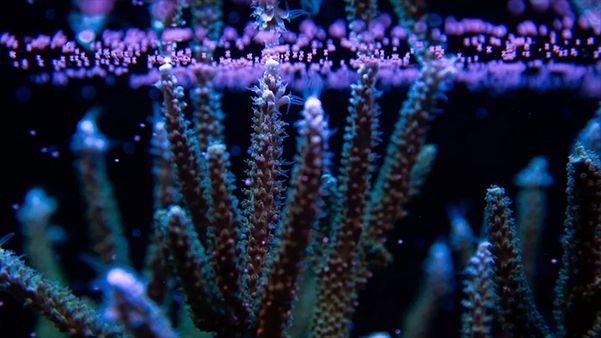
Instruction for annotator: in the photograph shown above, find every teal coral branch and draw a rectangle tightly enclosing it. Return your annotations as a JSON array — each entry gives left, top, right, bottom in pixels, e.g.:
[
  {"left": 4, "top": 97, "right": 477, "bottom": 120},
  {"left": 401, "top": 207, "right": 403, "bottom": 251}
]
[
  {"left": 448, "top": 204, "right": 475, "bottom": 268},
  {"left": 554, "top": 146, "right": 601, "bottom": 338},
  {"left": 573, "top": 103, "right": 601, "bottom": 155},
  {"left": 189, "top": 0, "right": 223, "bottom": 44},
  {"left": 105, "top": 268, "right": 177, "bottom": 338},
  {"left": 162, "top": 205, "right": 227, "bottom": 333},
  {"left": 362, "top": 58, "right": 455, "bottom": 271},
  {"left": 72, "top": 114, "right": 130, "bottom": 267},
  {"left": 243, "top": 57, "right": 288, "bottom": 310},
  {"left": 207, "top": 143, "right": 248, "bottom": 332},
  {"left": 389, "top": 0, "right": 426, "bottom": 30},
  {"left": 401, "top": 242, "right": 454, "bottom": 338},
  {"left": 151, "top": 116, "right": 179, "bottom": 211},
  {"left": 192, "top": 65, "right": 224, "bottom": 153},
  {"left": 17, "top": 188, "right": 64, "bottom": 285},
  {"left": 514, "top": 156, "right": 552, "bottom": 286},
  {"left": 408, "top": 144, "right": 438, "bottom": 199},
  {"left": 257, "top": 96, "right": 328, "bottom": 338},
  {"left": 309, "top": 173, "right": 341, "bottom": 272},
  {"left": 311, "top": 62, "right": 379, "bottom": 338},
  {"left": 461, "top": 242, "right": 495, "bottom": 338},
  {"left": 486, "top": 186, "right": 551, "bottom": 338},
  {"left": 17, "top": 188, "right": 67, "bottom": 338},
  {"left": 145, "top": 210, "right": 170, "bottom": 305},
  {"left": 0, "top": 247, "right": 123, "bottom": 337},
  {"left": 159, "top": 63, "right": 212, "bottom": 248},
  {"left": 145, "top": 118, "right": 178, "bottom": 304}
]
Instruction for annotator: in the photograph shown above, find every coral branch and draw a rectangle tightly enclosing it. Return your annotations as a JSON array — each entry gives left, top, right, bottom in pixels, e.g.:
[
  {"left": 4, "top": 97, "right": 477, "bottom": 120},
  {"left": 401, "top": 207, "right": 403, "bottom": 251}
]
[
  {"left": 362, "top": 58, "right": 454, "bottom": 270},
  {"left": 408, "top": 143, "right": 438, "bottom": 198},
  {"left": 72, "top": 114, "right": 130, "bottom": 266},
  {"left": 0, "top": 247, "right": 122, "bottom": 337},
  {"left": 401, "top": 242, "right": 454, "bottom": 338},
  {"left": 207, "top": 143, "right": 248, "bottom": 331},
  {"left": 311, "top": 62, "right": 379, "bottom": 337},
  {"left": 104, "top": 268, "right": 177, "bottom": 338},
  {"left": 257, "top": 96, "right": 328, "bottom": 338},
  {"left": 514, "top": 156, "right": 552, "bottom": 285},
  {"left": 486, "top": 186, "right": 551, "bottom": 337},
  {"left": 461, "top": 242, "right": 495, "bottom": 338},
  {"left": 162, "top": 205, "right": 226, "bottom": 332},
  {"left": 554, "top": 146, "right": 601, "bottom": 338},
  {"left": 345, "top": 0, "right": 378, "bottom": 28},
  {"left": 159, "top": 63, "right": 212, "bottom": 247},
  {"left": 192, "top": 65, "right": 224, "bottom": 153},
  {"left": 243, "top": 58, "right": 287, "bottom": 307}
]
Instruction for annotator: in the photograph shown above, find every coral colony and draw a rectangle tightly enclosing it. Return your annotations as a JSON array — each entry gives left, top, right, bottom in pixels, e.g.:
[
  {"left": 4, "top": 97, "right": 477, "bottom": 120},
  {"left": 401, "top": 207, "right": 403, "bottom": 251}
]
[{"left": 0, "top": 0, "right": 601, "bottom": 337}]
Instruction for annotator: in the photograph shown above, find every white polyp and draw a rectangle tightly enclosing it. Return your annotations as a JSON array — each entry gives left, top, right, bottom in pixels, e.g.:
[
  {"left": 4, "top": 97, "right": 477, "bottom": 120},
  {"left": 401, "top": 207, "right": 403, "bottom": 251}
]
[
  {"left": 159, "top": 62, "right": 173, "bottom": 74},
  {"left": 79, "top": 119, "right": 95, "bottom": 134},
  {"left": 106, "top": 267, "right": 144, "bottom": 296},
  {"left": 304, "top": 96, "right": 322, "bottom": 111},
  {"left": 265, "top": 57, "right": 279, "bottom": 74}
]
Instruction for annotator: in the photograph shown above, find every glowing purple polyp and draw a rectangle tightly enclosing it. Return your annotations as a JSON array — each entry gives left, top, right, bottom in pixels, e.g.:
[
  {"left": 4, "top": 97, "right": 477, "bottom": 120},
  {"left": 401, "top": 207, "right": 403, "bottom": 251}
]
[{"left": 78, "top": 0, "right": 117, "bottom": 16}]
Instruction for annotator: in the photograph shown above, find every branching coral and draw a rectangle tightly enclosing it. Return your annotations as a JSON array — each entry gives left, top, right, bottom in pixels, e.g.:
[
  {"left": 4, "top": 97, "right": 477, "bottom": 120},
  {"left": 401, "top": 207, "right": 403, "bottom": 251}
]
[{"left": 1, "top": 1, "right": 600, "bottom": 338}]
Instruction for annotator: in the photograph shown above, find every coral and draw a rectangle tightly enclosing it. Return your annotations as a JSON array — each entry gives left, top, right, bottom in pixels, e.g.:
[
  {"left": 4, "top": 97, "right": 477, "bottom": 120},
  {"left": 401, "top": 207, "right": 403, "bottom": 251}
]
[
  {"left": 461, "top": 242, "right": 495, "bottom": 338},
  {"left": 0, "top": 0, "right": 600, "bottom": 338},
  {"left": 486, "top": 185, "right": 551, "bottom": 337}
]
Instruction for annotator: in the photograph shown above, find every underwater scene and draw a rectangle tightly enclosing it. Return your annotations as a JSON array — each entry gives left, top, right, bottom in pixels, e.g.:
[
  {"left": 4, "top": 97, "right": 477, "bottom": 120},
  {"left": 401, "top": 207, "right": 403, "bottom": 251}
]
[{"left": 0, "top": 0, "right": 600, "bottom": 337}]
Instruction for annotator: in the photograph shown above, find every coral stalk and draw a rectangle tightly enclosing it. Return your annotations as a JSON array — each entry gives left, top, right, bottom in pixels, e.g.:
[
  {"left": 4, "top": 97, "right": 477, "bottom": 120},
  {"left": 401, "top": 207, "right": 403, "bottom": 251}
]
[
  {"left": 486, "top": 186, "right": 551, "bottom": 337},
  {"left": 207, "top": 143, "right": 248, "bottom": 330},
  {"left": 257, "top": 96, "right": 328, "bottom": 338},
  {"left": 0, "top": 247, "right": 122, "bottom": 337},
  {"left": 514, "top": 156, "right": 552, "bottom": 285},
  {"left": 461, "top": 242, "right": 495, "bottom": 338},
  {"left": 192, "top": 65, "right": 224, "bottom": 153},
  {"left": 162, "top": 205, "right": 226, "bottom": 332},
  {"left": 554, "top": 146, "right": 601, "bottom": 338},
  {"left": 104, "top": 268, "right": 177, "bottom": 338},
  {"left": 243, "top": 58, "right": 287, "bottom": 306},
  {"left": 159, "top": 62, "right": 212, "bottom": 247},
  {"left": 72, "top": 114, "right": 130, "bottom": 267},
  {"left": 362, "top": 58, "right": 454, "bottom": 271},
  {"left": 401, "top": 242, "right": 454, "bottom": 338},
  {"left": 311, "top": 62, "right": 379, "bottom": 338}
]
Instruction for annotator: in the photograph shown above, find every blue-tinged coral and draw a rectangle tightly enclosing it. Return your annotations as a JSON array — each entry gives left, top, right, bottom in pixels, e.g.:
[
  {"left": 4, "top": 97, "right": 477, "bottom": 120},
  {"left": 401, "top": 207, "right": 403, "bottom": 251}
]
[
  {"left": 362, "top": 57, "right": 455, "bottom": 271},
  {"left": 311, "top": 62, "right": 380, "bottom": 338},
  {"left": 162, "top": 205, "right": 227, "bottom": 333},
  {"left": 401, "top": 241, "right": 454, "bottom": 338},
  {"left": 486, "top": 186, "right": 551, "bottom": 337},
  {"left": 159, "top": 62, "right": 212, "bottom": 248},
  {"left": 2, "top": 0, "right": 601, "bottom": 337},
  {"left": 72, "top": 114, "right": 130, "bottom": 267},
  {"left": 17, "top": 188, "right": 66, "bottom": 338},
  {"left": 104, "top": 267, "right": 177, "bottom": 338},
  {"left": 554, "top": 146, "right": 601, "bottom": 338},
  {"left": 0, "top": 246, "right": 123, "bottom": 337},
  {"left": 514, "top": 156, "right": 553, "bottom": 285},
  {"left": 461, "top": 242, "right": 495, "bottom": 338},
  {"left": 257, "top": 95, "right": 328, "bottom": 337},
  {"left": 243, "top": 57, "right": 288, "bottom": 312}
]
